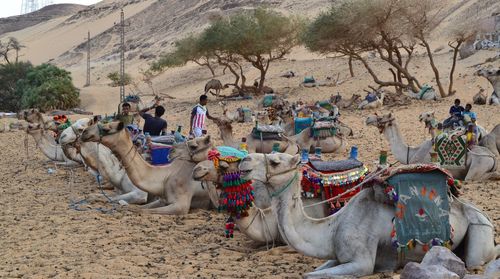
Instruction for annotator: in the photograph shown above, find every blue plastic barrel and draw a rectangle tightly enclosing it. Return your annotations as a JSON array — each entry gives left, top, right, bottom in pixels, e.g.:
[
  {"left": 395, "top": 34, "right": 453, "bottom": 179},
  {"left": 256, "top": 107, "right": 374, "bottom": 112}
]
[{"left": 151, "top": 146, "right": 171, "bottom": 165}]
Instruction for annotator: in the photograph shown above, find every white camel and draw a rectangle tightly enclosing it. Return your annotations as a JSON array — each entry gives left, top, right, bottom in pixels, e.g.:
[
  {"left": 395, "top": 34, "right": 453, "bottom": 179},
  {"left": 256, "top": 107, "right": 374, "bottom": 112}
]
[
  {"left": 477, "top": 68, "right": 500, "bottom": 106},
  {"left": 479, "top": 124, "right": 500, "bottom": 157},
  {"left": 366, "top": 113, "right": 497, "bottom": 181},
  {"left": 239, "top": 153, "right": 499, "bottom": 278},
  {"left": 192, "top": 159, "right": 327, "bottom": 244},
  {"left": 358, "top": 91, "right": 386, "bottom": 110},
  {"left": 81, "top": 121, "right": 213, "bottom": 214},
  {"left": 406, "top": 85, "right": 439, "bottom": 100},
  {"left": 59, "top": 119, "right": 148, "bottom": 204},
  {"left": 26, "top": 123, "right": 82, "bottom": 166}
]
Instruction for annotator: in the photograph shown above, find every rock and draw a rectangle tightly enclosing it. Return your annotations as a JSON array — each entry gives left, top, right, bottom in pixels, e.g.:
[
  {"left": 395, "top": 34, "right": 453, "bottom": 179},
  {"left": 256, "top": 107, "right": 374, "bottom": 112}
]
[
  {"left": 463, "top": 275, "right": 485, "bottom": 279},
  {"left": 421, "top": 247, "right": 466, "bottom": 278},
  {"left": 401, "top": 262, "right": 459, "bottom": 279},
  {"left": 485, "top": 259, "right": 500, "bottom": 278}
]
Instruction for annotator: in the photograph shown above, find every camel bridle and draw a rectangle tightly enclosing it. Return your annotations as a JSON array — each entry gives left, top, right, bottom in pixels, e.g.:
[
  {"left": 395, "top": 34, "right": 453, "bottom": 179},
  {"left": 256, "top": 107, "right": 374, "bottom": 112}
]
[{"left": 375, "top": 116, "right": 395, "bottom": 134}]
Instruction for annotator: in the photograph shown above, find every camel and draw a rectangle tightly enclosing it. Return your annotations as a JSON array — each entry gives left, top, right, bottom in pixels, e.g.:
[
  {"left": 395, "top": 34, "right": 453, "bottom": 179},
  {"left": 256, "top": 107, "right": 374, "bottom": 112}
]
[
  {"left": 80, "top": 121, "right": 213, "bottom": 214},
  {"left": 330, "top": 93, "right": 361, "bottom": 109},
  {"left": 214, "top": 118, "right": 346, "bottom": 154},
  {"left": 479, "top": 124, "right": 500, "bottom": 157},
  {"left": 358, "top": 91, "right": 386, "bottom": 110},
  {"left": 476, "top": 68, "right": 500, "bottom": 106},
  {"left": 366, "top": 113, "right": 497, "bottom": 181},
  {"left": 406, "top": 85, "right": 439, "bottom": 100},
  {"left": 26, "top": 123, "right": 82, "bottom": 166},
  {"left": 20, "top": 109, "right": 57, "bottom": 131},
  {"left": 239, "top": 153, "right": 499, "bottom": 278},
  {"left": 213, "top": 118, "right": 299, "bottom": 154},
  {"left": 192, "top": 158, "right": 327, "bottom": 244},
  {"left": 418, "top": 111, "right": 488, "bottom": 140},
  {"left": 473, "top": 88, "right": 487, "bottom": 105},
  {"left": 59, "top": 120, "right": 148, "bottom": 204},
  {"left": 204, "top": 79, "right": 228, "bottom": 99}
]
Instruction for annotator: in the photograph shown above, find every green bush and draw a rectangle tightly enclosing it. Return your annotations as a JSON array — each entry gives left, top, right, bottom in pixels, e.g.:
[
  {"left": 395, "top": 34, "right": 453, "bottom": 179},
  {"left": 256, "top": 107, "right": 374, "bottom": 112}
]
[
  {"left": 107, "top": 71, "right": 132, "bottom": 87},
  {"left": 0, "top": 61, "right": 33, "bottom": 111},
  {"left": 17, "top": 63, "right": 80, "bottom": 111}
]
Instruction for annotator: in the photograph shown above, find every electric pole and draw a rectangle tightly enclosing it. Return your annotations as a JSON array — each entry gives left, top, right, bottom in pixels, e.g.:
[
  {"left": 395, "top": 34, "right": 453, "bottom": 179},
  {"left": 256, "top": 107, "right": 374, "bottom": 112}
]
[
  {"left": 120, "top": 9, "right": 126, "bottom": 103},
  {"left": 85, "top": 31, "right": 91, "bottom": 87}
]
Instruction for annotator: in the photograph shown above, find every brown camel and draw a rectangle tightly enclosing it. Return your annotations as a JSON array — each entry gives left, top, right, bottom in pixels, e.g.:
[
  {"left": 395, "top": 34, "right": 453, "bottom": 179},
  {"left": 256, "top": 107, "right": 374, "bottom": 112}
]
[{"left": 80, "top": 121, "right": 214, "bottom": 214}]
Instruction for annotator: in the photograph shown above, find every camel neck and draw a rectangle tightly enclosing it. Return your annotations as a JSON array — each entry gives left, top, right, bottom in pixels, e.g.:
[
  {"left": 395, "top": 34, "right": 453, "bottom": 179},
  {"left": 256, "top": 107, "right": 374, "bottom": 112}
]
[
  {"left": 235, "top": 206, "right": 280, "bottom": 244},
  {"left": 105, "top": 130, "right": 167, "bottom": 196},
  {"left": 81, "top": 142, "right": 124, "bottom": 186},
  {"left": 219, "top": 126, "right": 237, "bottom": 148},
  {"left": 271, "top": 172, "right": 337, "bottom": 259},
  {"left": 384, "top": 123, "right": 432, "bottom": 164},
  {"left": 29, "top": 130, "right": 63, "bottom": 161}
]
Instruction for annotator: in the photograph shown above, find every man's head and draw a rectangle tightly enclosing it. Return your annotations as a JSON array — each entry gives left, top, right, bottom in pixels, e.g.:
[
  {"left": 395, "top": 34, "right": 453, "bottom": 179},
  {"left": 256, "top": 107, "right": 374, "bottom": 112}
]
[
  {"left": 122, "top": 103, "right": 131, "bottom": 114},
  {"left": 200, "top": 95, "right": 208, "bottom": 106},
  {"left": 465, "top": 103, "right": 472, "bottom": 111},
  {"left": 155, "top": 105, "right": 165, "bottom": 117},
  {"left": 454, "top": 99, "right": 461, "bottom": 106}
]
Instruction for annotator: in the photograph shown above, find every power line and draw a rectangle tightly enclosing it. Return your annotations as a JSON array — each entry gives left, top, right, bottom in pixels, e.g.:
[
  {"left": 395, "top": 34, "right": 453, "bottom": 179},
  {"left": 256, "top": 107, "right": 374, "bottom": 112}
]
[{"left": 20, "top": 0, "right": 53, "bottom": 15}]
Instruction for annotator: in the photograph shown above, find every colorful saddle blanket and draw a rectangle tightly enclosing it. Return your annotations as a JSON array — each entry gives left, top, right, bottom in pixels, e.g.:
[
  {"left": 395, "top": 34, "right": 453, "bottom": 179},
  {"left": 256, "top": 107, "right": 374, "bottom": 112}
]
[
  {"left": 434, "top": 133, "right": 467, "bottom": 169},
  {"left": 382, "top": 164, "right": 453, "bottom": 252},
  {"left": 301, "top": 159, "right": 368, "bottom": 215}
]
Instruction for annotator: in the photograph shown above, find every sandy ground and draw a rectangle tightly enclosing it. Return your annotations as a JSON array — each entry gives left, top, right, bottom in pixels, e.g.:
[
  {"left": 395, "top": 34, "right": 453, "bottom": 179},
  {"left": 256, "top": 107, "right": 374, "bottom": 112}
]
[{"left": 0, "top": 1, "right": 499, "bottom": 277}]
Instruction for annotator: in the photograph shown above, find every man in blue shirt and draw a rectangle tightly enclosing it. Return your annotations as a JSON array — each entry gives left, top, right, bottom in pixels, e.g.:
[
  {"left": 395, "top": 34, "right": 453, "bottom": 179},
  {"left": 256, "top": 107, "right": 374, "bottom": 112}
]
[
  {"left": 139, "top": 99, "right": 167, "bottom": 136},
  {"left": 462, "top": 103, "right": 477, "bottom": 124},
  {"left": 443, "top": 99, "right": 464, "bottom": 129}
]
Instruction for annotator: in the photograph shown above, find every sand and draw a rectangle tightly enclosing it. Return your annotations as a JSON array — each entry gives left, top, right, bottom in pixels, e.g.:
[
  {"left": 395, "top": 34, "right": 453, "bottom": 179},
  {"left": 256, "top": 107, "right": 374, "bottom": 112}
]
[{"left": 0, "top": 0, "right": 499, "bottom": 277}]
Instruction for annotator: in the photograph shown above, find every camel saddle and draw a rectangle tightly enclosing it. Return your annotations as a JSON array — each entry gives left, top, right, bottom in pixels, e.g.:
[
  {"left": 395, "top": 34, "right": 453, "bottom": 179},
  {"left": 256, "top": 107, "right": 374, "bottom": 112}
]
[
  {"left": 311, "top": 119, "right": 337, "bottom": 139},
  {"left": 308, "top": 158, "right": 363, "bottom": 172},
  {"left": 251, "top": 125, "right": 284, "bottom": 140}
]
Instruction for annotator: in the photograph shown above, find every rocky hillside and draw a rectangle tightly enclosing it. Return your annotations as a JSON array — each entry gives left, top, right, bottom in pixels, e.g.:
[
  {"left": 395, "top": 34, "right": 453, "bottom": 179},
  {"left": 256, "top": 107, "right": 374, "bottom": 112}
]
[{"left": 0, "top": 4, "right": 87, "bottom": 36}]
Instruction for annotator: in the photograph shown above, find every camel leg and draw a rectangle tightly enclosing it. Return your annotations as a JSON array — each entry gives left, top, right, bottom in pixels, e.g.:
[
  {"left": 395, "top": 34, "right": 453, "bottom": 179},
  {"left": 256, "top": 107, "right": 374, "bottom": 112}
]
[
  {"left": 111, "top": 190, "right": 148, "bottom": 205},
  {"left": 305, "top": 260, "right": 374, "bottom": 278},
  {"left": 141, "top": 199, "right": 164, "bottom": 209},
  {"left": 463, "top": 206, "right": 498, "bottom": 268},
  {"left": 314, "top": 260, "right": 338, "bottom": 271},
  {"left": 141, "top": 195, "right": 192, "bottom": 215}
]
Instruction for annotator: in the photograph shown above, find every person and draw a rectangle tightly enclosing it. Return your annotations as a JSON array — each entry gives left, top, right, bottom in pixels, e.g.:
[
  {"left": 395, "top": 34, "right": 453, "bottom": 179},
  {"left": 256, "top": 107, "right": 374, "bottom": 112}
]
[
  {"left": 190, "top": 95, "right": 217, "bottom": 138},
  {"left": 139, "top": 99, "right": 167, "bottom": 136},
  {"left": 115, "top": 103, "right": 135, "bottom": 126},
  {"left": 442, "top": 99, "right": 464, "bottom": 129},
  {"left": 461, "top": 103, "right": 477, "bottom": 125}
]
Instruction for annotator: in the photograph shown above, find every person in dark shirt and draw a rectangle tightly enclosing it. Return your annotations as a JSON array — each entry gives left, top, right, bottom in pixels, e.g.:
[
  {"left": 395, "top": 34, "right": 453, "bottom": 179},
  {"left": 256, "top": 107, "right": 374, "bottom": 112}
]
[
  {"left": 443, "top": 99, "right": 464, "bottom": 129},
  {"left": 139, "top": 99, "right": 167, "bottom": 136}
]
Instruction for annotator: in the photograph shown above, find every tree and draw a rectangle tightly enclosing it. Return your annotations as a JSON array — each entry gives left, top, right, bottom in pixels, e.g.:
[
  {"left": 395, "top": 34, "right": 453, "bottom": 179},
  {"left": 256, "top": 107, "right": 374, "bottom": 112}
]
[
  {"left": 304, "top": 0, "right": 475, "bottom": 97},
  {"left": 0, "top": 62, "right": 33, "bottom": 111},
  {"left": 107, "top": 71, "right": 132, "bottom": 87},
  {"left": 17, "top": 64, "right": 80, "bottom": 111},
  {"left": 0, "top": 37, "right": 24, "bottom": 64},
  {"left": 151, "top": 34, "right": 216, "bottom": 77},
  {"left": 152, "top": 8, "right": 304, "bottom": 94}
]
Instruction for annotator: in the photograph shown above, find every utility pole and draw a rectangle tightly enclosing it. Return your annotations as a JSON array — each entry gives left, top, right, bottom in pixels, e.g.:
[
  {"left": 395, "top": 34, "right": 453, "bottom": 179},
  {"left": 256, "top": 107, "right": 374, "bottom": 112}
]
[
  {"left": 85, "top": 31, "right": 91, "bottom": 87},
  {"left": 119, "top": 9, "right": 126, "bottom": 103}
]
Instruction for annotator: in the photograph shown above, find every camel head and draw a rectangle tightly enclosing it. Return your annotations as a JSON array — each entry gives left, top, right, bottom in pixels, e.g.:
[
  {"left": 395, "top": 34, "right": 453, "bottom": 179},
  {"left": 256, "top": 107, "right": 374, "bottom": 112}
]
[
  {"left": 476, "top": 68, "right": 500, "bottom": 81},
  {"left": 80, "top": 121, "right": 125, "bottom": 144},
  {"left": 26, "top": 122, "right": 43, "bottom": 134},
  {"left": 418, "top": 111, "right": 435, "bottom": 123},
  {"left": 178, "top": 135, "right": 213, "bottom": 162},
  {"left": 239, "top": 153, "right": 300, "bottom": 188},
  {"left": 192, "top": 160, "right": 232, "bottom": 182},
  {"left": 59, "top": 118, "right": 93, "bottom": 145},
  {"left": 365, "top": 113, "right": 395, "bottom": 134}
]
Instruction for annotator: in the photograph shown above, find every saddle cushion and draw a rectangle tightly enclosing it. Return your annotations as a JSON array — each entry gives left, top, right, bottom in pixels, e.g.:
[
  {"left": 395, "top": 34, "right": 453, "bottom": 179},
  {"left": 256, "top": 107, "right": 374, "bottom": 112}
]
[
  {"left": 151, "top": 135, "right": 176, "bottom": 145},
  {"left": 294, "top": 117, "right": 313, "bottom": 135},
  {"left": 309, "top": 158, "right": 363, "bottom": 172},
  {"left": 251, "top": 128, "right": 283, "bottom": 140}
]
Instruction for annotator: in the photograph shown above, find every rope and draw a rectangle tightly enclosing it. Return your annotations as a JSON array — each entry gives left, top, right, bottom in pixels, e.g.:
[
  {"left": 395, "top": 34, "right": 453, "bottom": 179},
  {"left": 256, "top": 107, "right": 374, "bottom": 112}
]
[
  {"left": 96, "top": 143, "right": 117, "bottom": 204},
  {"left": 302, "top": 161, "right": 398, "bottom": 209},
  {"left": 242, "top": 207, "right": 276, "bottom": 250},
  {"left": 449, "top": 193, "right": 494, "bottom": 229}
]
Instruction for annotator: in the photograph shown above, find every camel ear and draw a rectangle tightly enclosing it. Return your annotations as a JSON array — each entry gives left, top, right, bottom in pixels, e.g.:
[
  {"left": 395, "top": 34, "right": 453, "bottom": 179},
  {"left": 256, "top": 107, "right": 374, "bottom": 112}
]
[
  {"left": 292, "top": 154, "right": 301, "bottom": 166},
  {"left": 117, "top": 122, "right": 124, "bottom": 131},
  {"left": 269, "top": 156, "right": 281, "bottom": 166},
  {"left": 204, "top": 135, "right": 211, "bottom": 145},
  {"left": 496, "top": 69, "right": 500, "bottom": 75},
  {"left": 430, "top": 111, "right": 435, "bottom": 117}
]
